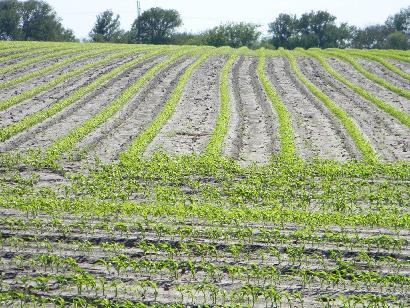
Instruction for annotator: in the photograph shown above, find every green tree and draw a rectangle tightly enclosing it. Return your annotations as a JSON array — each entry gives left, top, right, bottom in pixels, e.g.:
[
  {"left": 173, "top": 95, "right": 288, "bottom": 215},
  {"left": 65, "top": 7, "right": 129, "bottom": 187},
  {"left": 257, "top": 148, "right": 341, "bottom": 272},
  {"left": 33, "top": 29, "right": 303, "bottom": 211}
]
[
  {"left": 89, "top": 10, "right": 123, "bottom": 42},
  {"left": 202, "top": 22, "right": 261, "bottom": 48},
  {"left": 0, "top": 0, "right": 76, "bottom": 41},
  {"left": 352, "top": 25, "right": 390, "bottom": 49},
  {"left": 0, "top": 0, "right": 21, "bottom": 40},
  {"left": 384, "top": 31, "right": 409, "bottom": 49},
  {"left": 169, "top": 32, "right": 203, "bottom": 45},
  {"left": 20, "top": 0, "right": 75, "bottom": 41},
  {"left": 385, "top": 6, "right": 410, "bottom": 32},
  {"left": 268, "top": 13, "right": 298, "bottom": 49},
  {"left": 268, "top": 11, "right": 354, "bottom": 49},
  {"left": 298, "top": 11, "right": 338, "bottom": 48},
  {"left": 130, "top": 7, "right": 182, "bottom": 44}
]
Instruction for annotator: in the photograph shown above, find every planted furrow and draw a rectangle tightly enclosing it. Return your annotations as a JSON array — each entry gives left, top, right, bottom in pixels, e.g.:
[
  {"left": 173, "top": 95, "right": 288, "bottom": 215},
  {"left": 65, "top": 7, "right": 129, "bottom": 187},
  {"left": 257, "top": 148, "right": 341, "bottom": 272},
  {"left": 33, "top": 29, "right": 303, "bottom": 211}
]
[
  {"left": 309, "top": 50, "right": 410, "bottom": 125},
  {"left": 350, "top": 52, "right": 410, "bottom": 82},
  {"left": 388, "top": 59, "right": 410, "bottom": 75},
  {"left": 204, "top": 52, "right": 238, "bottom": 157},
  {"left": 0, "top": 50, "right": 159, "bottom": 145},
  {"left": 221, "top": 56, "right": 244, "bottom": 159},
  {"left": 8, "top": 55, "right": 166, "bottom": 151},
  {"left": 326, "top": 50, "right": 410, "bottom": 101},
  {"left": 354, "top": 56, "right": 410, "bottom": 89},
  {"left": 0, "top": 46, "right": 82, "bottom": 76},
  {"left": 264, "top": 56, "right": 359, "bottom": 160},
  {"left": 296, "top": 55, "right": 410, "bottom": 161},
  {"left": 44, "top": 50, "right": 191, "bottom": 160},
  {"left": 219, "top": 55, "right": 279, "bottom": 164},
  {"left": 74, "top": 56, "right": 196, "bottom": 164},
  {"left": 0, "top": 46, "right": 50, "bottom": 65},
  {"left": 256, "top": 53, "right": 292, "bottom": 160},
  {"left": 143, "top": 55, "right": 227, "bottom": 157},
  {"left": 0, "top": 48, "right": 113, "bottom": 90},
  {"left": 119, "top": 51, "right": 213, "bottom": 161},
  {"left": 0, "top": 51, "right": 113, "bottom": 103},
  {"left": 0, "top": 49, "right": 146, "bottom": 113},
  {"left": 0, "top": 53, "right": 141, "bottom": 131},
  {"left": 285, "top": 51, "right": 379, "bottom": 163}
]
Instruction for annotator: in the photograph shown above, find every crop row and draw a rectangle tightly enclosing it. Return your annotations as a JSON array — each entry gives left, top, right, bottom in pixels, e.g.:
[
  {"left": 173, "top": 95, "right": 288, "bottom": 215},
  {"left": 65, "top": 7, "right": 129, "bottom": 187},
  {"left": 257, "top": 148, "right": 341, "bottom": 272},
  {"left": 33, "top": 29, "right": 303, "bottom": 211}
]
[
  {"left": 0, "top": 45, "right": 85, "bottom": 75},
  {"left": 309, "top": 49, "right": 410, "bottom": 129},
  {"left": 327, "top": 50, "right": 410, "bottom": 99},
  {"left": 0, "top": 47, "right": 114, "bottom": 90},
  {"left": 0, "top": 48, "right": 159, "bottom": 142}
]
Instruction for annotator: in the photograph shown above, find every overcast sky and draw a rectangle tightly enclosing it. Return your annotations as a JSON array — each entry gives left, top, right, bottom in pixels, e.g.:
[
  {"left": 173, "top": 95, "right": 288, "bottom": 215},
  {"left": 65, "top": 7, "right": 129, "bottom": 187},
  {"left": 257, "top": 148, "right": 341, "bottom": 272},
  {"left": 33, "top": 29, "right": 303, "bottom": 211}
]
[{"left": 47, "top": 0, "right": 409, "bottom": 40}]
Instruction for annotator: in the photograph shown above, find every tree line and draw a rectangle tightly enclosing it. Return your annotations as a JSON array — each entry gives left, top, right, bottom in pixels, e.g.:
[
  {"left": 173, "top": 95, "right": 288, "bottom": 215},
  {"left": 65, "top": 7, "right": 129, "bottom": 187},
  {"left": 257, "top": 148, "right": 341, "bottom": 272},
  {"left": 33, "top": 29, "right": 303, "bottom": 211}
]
[
  {"left": 1, "top": 0, "right": 409, "bottom": 50},
  {"left": 0, "top": 0, "right": 75, "bottom": 41}
]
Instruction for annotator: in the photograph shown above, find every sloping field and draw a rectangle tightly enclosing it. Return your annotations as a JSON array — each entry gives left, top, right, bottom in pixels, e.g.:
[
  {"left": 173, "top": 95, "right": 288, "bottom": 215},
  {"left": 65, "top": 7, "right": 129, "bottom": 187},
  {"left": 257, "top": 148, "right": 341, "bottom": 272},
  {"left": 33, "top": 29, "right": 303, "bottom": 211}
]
[{"left": 0, "top": 41, "right": 409, "bottom": 307}]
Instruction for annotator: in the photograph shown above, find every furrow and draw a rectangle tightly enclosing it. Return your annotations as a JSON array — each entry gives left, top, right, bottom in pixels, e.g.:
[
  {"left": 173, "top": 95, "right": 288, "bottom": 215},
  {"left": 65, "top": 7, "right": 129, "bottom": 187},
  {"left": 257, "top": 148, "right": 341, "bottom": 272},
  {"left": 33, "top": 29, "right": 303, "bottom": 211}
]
[
  {"left": 144, "top": 55, "right": 226, "bottom": 157},
  {"left": 74, "top": 56, "right": 196, "bottom": 164},
  {"left": 298, "top": 56, "right": 410, "bottom": 161},
  {"left": 265, "top": 56, "right": 359, "bottom": 160},
  {"left": 0, "top": 53, "right": 141, "bottom": 131},
  {"left": 326, "top": 56, "right": 410, "bottom": 114},
  {"left": 7, "top": 56, "right": 165, "bottom": 151}
]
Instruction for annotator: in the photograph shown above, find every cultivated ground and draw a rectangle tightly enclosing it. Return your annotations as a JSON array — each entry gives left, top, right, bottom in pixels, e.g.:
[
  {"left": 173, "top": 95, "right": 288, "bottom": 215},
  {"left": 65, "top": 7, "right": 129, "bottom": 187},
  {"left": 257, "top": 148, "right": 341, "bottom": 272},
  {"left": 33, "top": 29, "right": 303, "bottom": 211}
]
[{"left": 0, "top": 41, "right": 409, "bottom": 307}]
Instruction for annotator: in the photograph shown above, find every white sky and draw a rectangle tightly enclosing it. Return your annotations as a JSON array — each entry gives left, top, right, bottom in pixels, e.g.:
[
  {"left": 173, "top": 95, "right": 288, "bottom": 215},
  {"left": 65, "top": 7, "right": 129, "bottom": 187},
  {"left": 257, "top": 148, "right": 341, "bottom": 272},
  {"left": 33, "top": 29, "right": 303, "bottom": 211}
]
[{"left": 47, "top": 0, "right": 410, "bottom": 40}]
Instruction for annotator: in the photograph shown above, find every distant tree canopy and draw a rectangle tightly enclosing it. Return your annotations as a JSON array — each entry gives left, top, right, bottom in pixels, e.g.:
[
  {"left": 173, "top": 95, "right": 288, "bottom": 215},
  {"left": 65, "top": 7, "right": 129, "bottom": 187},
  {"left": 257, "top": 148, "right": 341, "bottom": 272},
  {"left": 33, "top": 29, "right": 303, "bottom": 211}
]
[
  {"left": 89, "top": 10, "right": 123, "bottom": 42},
  {"left": 129, "top": 7, "right": 182, "bottom": 44},
  {"left": 385, "top": 6, "right": 410, "bottom": 33},
  {"left": 202, "top": 22, "right": 261, "bottom": 48},
  {"left": 267, "top": 8, "right": 410, "bottom": 50},
  {"left": 0, "top": 0, "right": 76, "bottom": 41},
  {"left": 268, "top": 11, "right": 354, "bottom": 49}
]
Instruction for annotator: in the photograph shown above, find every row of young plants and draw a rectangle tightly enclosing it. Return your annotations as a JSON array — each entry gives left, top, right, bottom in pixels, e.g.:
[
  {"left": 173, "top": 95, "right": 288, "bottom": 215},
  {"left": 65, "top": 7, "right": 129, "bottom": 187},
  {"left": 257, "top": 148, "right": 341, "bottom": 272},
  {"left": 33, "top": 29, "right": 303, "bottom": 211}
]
[
  {"left": 0, "top": 45, "right": 85, "bottom": 76},
  {"left": 307, "top": 49, "right": 410, "bottom": 128},
  {"left": 0, "top": 288, "right": 404, "bottom": 307},
  {"left": 0, "top": 46, "right": 151, "bottom": 112},
  {"left": 346, "top": 50, "right": 410, "bottom": 81},
  {"left": 45, "top": 47, "right": 201, "bottom": 161},
  {"left": 324, "top": 50, "right": 410, "bottom": 99},
  {"left": 1, "top": 266, "right": 407, "bottom": 306},
  {"left": 3, "top": 230, "right": 407, "bottom": 275},
  {"left": 257, "top": 49, "right": 296, "bottom": 160},
  {"left": 119, "top": 49, "right": 214, "bottom": 162},
  {"left": 1, "top": 254, "right": 408, "bottom": 306},
  {"left": 2, "top": 157, "right": 409, "bottom": 212},
  {"left": 1, "top": 213, "right": 407, "bottom": 253},
  {"left": 0, "top": 48, "right": 162, "bottom": 142},
  {"left": 1, "top": 193, "right": 409, "bottom": 231},
  {"left": 203, "top": 52, "right": 237, "bottom": 157},
  {"left": 0, "top": 47, "right": 115, "bottom": 90},
  {"left": 283, "top": 49, "right": 378, "bottom": 163}
]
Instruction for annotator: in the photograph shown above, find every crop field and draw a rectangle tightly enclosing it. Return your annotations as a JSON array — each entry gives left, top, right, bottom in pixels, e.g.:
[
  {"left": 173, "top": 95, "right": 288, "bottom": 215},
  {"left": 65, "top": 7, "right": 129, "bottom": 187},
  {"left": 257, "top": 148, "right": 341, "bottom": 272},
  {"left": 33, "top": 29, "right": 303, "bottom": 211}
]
[{"left": 0, "top": 41, "right": 409, "bottom": 307}]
